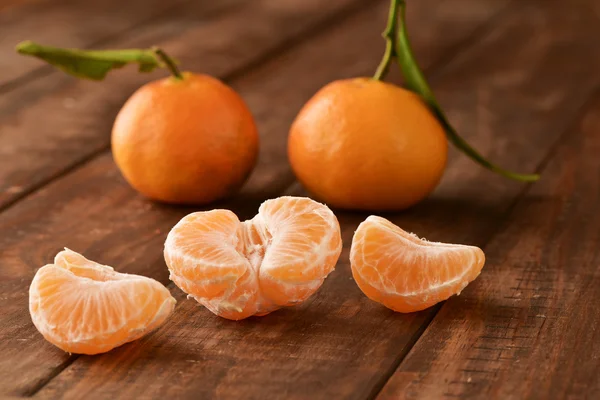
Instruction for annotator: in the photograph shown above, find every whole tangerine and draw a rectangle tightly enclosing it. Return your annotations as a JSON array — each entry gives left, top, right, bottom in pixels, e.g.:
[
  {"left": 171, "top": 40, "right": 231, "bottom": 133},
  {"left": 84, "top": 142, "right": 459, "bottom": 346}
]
[
  {"left": 288, "top": 78, "right": 448, "bottom": 211},
  {"left": 112, "top": 73, "right": 258, "bottom": 204}
]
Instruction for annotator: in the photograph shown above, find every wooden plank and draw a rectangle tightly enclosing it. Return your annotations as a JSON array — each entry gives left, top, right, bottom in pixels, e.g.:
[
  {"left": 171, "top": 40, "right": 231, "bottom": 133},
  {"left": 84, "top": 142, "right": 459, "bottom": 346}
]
[
  {"left": 0, "top": 0, "right": 39, "bottom": 12},
  {"left": 289, "top": 0, "right": 600, "bottom": 243},
  {"left": 0, "top": 0, "right": 513, "bottom": 397},
  {"left": 5, "top": 1, "right": 570, "bottom": 399},
  {"left": 0, "top": 0, "right": 364, "bottom": 210},
  {"left": 398, "top": 0, "right": 600, "bottom": 243},
  {"left": 8, "top": 0, "right": 600, "bottom": 396},
  {"left": 377, "top": 91, "right": 600, "bottom": 400},
  {"left": 1, "top": 3, "right": 596, "bottom": 400},
  {"left": 41, "top": 0, "right": 600, "bottom": 398},
  {"left": 0, "top": 0, "right": 216, "bottom": 89},
  {"left": 372, "top": 0, "right": 600, "bottom": 397},
  {"left": 0, "top": 0, "right": 376, "bottom": 395},
  {"left": 0, "top": 0, "right": 237, "bottom": 115},
  {"left": 0, "top": 0, "right": 365, "bottom": 209},
  {"left": 2, "top": 0, "right": 500, "bottom": 212}
]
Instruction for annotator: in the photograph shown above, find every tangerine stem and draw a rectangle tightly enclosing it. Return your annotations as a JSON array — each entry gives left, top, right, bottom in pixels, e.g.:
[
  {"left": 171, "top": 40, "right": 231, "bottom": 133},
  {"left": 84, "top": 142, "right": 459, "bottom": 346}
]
[
  {"left": 393, "top": 1, "right": 539, "bottom": 182},
  {"left": 153, "top": 48, "right": 183, "bottom": 80},
  {"left": 373, "top": 0, "right": 399, "bottom": 81}
]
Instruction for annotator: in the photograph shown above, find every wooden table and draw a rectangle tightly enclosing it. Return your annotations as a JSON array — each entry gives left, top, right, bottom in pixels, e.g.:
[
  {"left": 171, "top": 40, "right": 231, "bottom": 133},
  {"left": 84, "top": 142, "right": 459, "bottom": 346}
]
[{"left": 1, "top": 0, "right": 599, "bottom": 398}]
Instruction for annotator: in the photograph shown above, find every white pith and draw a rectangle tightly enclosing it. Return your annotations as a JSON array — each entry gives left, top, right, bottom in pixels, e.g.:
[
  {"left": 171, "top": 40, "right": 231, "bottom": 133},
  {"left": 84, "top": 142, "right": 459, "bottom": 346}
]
[
  {"left": 350, "top": 216, "right": 483, "bottom": 302},
  {"left": 164, "top": 196, "right": 342, "bottom": 319},
  {"left": 29, "top": 249, "right": 176, "bottom": 353}
]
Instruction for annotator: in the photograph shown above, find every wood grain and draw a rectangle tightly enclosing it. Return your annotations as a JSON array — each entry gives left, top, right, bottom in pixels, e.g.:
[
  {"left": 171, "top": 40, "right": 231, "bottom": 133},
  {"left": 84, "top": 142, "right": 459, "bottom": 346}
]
[
  {"left": 387, "top": 0, "right": 600, "bottom": 246},
  {"left": 179, "top": 0, "right": 600, "bottom": 397},
  {"left": 0, "top": 0, "right": 364, "bottom": 210},
  {"left": 0, "top": 0, "right": 504, "bottom": 212},
  {"left": 0, "top": 0, "right": 237, "bottom": 116},
  {"left": 373, "top": 1, "right": 600, "bottom": 397},
  {"left": 288, "top": 0, "right": 600, "bottom": 245},
  {"left": 377, "top": 91, "right": 600, "bottom": 400},
  {"left": 0, "top": 0, "right": 367, "bottom": 395},
  {"left": 0, "top": 0, "right": 40, "bottom": 12},
  {"left": 28, "top": 0, "right": 584, "bottom": 398},
  {"left": 0, "top": 0, "right": 513, "bottom": 397},
  {"left": 0, "top": 0, "right": 218, "bottom": 89}
]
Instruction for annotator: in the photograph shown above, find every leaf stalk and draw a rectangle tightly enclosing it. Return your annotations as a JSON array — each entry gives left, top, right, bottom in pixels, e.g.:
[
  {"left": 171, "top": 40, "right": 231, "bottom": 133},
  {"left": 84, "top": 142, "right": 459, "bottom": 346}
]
[
  {"left": 373, "top": 0, "right": 539, "bottom": 182},
  {"left": 153, "top": 47, "right": 183, "bottom": 80}
]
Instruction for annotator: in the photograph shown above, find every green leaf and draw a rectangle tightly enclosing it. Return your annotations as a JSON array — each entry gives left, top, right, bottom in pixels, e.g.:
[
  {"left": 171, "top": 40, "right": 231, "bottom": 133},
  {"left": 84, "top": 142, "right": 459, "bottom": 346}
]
[
  {"left": 15, "top": 41, "right": 163, "bottom": 80},
  {"left": 393, "top": 2, "right": 539, "bottom": 182}
]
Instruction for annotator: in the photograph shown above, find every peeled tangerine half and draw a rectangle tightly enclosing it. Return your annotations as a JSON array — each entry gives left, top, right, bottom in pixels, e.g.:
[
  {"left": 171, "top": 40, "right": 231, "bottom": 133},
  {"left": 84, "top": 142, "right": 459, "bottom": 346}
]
[
  {"left": 164, "top": 196, "right": 342, "bottom": 320},
  {"left": 29, "top": 249, "right": 176, "bottom": 355},
  {"left": 350, "top": 216, "right": 485, "bottom": 313}
]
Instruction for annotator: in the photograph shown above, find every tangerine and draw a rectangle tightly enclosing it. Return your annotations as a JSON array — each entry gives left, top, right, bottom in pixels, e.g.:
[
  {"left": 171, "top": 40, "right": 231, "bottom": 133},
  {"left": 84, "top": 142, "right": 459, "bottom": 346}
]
[
  {"left": 288, "top": 78, "right": 447, "bottom": 211},
  {"left": 112, "top": 73, "right": 258, "bottom": 205}
]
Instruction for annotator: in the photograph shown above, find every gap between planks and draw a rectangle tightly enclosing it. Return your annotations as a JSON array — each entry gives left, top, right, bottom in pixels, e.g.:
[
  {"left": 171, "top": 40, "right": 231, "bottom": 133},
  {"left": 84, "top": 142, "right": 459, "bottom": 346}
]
[
  {"left": 0, "top": 0, "right": 373, "bottom": 215},
  {"left": 367, "top": 85, "right": 600, "bottom": 399},
  {"left": 0, "top": 0, "right": 513, "bottom": 215},
  {"left": 377, "top": 86, "right": 600, "bottom": 399},
  {"left": 11, "top": 0, "right": 546, "bottom": 396},
  {"left": 3, "top": 0, "right": 564, "bottom": 396},
  {"left": 275, "top": 0, "right": 600, "bottom": 396},
  {"left": 364, "top": 305, "right": 443, "bottom": 400},
  {"left": 2, "top": 0, "right": 384, "bottom": 395}
]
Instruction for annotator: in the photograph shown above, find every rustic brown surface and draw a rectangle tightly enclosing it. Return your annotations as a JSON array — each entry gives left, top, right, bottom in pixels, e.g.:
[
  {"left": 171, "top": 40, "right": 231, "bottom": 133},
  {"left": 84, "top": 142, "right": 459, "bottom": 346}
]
[
  {"left": 0, "top": 0, "right": 365, "bottom": 210},
  {"left": 0, "top": 1, "right": 510, "bottom": 396},
  {"left": 0, "top": 0, "right": 227, "bottom": 88},
  {"left": 1, "top": 0, "right": 599, "bottom": 398},
  {"left": 0, "top": 0, "right": 37, "bottom": 12},
  {"left": 0, "top": 0, "right": 509, "bottom": 211},
  {"left": 377, "top": 91, "right": 600, "bottom": 400},
  {"left": 0, "top": 0, "right": 239, "bottom": 117},
  {"left": 0, "top": 0, "right": 238, "bottom": 118},
  {"left": 0, "top": 0, "right": 367, "bottom": 393}
]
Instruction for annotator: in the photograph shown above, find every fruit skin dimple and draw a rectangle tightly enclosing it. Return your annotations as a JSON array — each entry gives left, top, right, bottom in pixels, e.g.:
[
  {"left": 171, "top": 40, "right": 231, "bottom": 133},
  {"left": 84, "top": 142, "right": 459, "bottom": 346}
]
[
  {"left": 164, "top": 196, "right": 342, "bottom": 320},
  {"left": 350, "top": 216, "right": 485, "bottom": 313},
  {"left": 29, "top": 249, "right": 176, "bottom": 355},
  {"left": 288, "top": 78, "right": 448, "bottom": 211},
  {"left": 112, "top": 73, "right": 259, "bottom": 205}
]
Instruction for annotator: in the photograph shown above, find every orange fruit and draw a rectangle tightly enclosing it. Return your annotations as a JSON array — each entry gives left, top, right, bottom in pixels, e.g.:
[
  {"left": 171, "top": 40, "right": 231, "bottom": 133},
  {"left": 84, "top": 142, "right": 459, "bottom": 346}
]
[
  {"left": 164, "top": 196, "right": 342, "bottom": 320},
  {"left": 112, "top": 72, "right": 259, "bottom": 205},
  {"left": 350, "top": 216, "right": 485, "bottom": 312},
  {"left": 288, "top": 78, "right": 448, "bottom": 211},
  {"left": 29, "top": 249, "right": 176, "bottom": 355}
]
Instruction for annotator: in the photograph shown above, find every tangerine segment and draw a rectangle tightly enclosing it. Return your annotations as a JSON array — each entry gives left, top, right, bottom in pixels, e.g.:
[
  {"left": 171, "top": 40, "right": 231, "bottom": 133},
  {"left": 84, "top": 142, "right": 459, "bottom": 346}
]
[
  {"left": 164, "top": 196, "right": 342, "bottom": 320},
  {"left": 350, "top": 216, "right": 485, "bottom": 313},
  {"left": 29, "top": 249, "right": 176, "bottom": 355}
]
